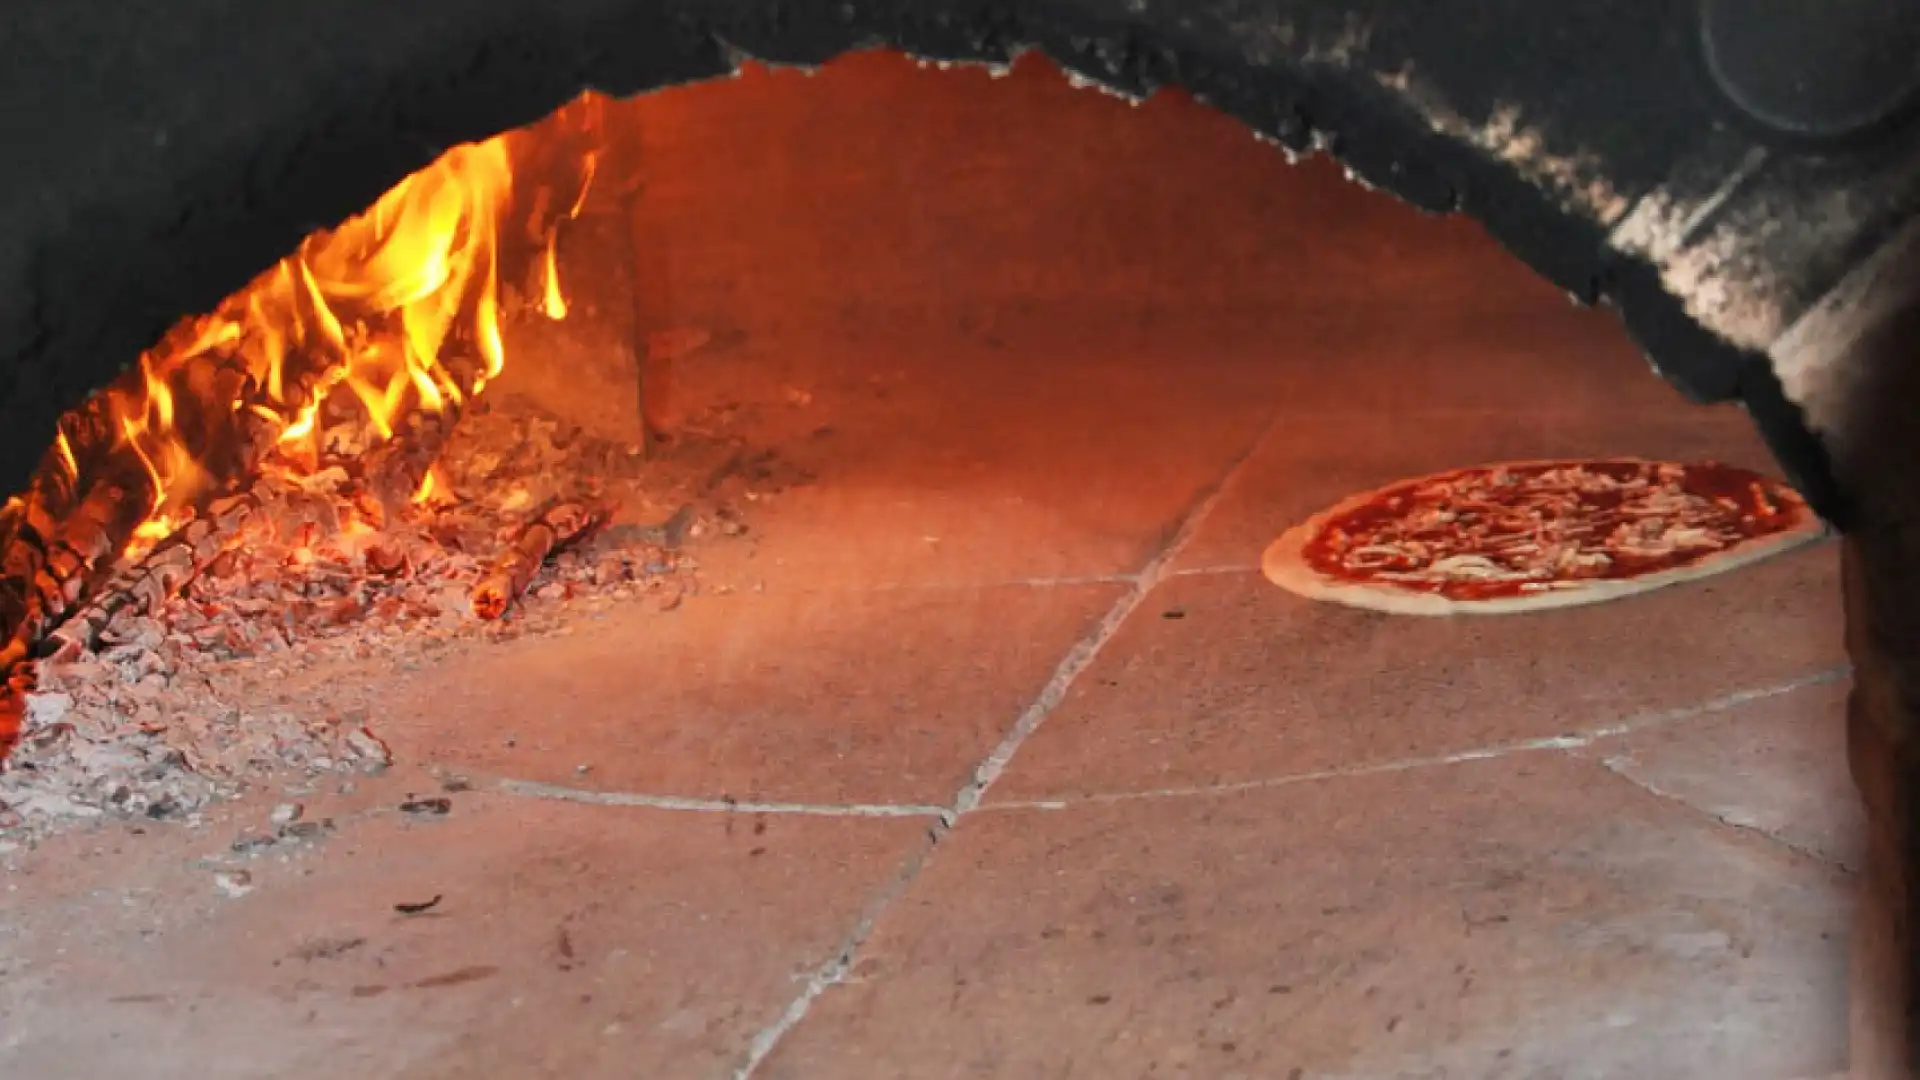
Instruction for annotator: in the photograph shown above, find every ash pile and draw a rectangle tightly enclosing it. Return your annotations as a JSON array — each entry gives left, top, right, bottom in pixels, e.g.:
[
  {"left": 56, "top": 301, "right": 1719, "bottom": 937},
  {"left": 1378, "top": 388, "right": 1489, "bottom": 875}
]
[{"left": 0, "top": 390, "right": 799, "bottom": 844}]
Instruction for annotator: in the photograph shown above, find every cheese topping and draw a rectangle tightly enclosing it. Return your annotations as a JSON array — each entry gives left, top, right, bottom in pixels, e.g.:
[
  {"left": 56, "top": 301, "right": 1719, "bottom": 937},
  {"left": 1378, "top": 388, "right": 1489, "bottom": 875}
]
[{"left": 1303, "top": 460, "right": 1808, "bottom": 600}]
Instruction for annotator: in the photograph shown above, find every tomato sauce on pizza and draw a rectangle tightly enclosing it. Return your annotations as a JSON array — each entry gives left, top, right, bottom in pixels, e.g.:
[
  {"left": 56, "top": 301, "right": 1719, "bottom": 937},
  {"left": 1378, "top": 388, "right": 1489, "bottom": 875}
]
[{"left": 1296, "top": 460, "right": 1815, "bottom": 603}]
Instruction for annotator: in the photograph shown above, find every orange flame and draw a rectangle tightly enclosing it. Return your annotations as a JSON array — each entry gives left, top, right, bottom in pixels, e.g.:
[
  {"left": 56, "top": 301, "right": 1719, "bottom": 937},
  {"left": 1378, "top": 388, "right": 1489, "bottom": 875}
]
[
  {"left": 541, "top": 228, "right": 570, "bottom": 321},
  {"left": 412, "top": 464, "right": 449, "bottom": 506},
  {"left": 568, "top": 151, "right": 599, "bottom": 219},
  {"left": 98, "top": 133, "right": 520, "bottom": 556},
  {"left": 51, "top": 432, "right": 77, "bottom": 481},
  {"left": 5, "top": 90, "right": 619, "bottom": 592}
]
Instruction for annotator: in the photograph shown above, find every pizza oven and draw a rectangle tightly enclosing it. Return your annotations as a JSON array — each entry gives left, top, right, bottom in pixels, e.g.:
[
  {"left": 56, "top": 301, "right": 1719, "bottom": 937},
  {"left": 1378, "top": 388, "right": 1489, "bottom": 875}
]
[{"left": 4, "top": 2, "right": 1920, "bottom": 1077}]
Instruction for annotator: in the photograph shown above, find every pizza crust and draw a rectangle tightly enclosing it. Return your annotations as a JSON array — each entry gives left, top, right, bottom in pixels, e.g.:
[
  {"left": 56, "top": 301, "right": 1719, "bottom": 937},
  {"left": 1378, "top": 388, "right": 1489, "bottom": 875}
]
[{"left": 1261, "top": 459, "right": 1831, "bottom": 616}]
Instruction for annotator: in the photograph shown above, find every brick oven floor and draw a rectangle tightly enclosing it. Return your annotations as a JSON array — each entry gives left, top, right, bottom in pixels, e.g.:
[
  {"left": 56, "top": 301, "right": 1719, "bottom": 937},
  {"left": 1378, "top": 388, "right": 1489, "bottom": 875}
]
[
  {"left": 0, "top": 282, "right": 1855, "bottom": 1078},
  {"left": 0, "top": 63, "right": 1858, "bottom": 1076}
]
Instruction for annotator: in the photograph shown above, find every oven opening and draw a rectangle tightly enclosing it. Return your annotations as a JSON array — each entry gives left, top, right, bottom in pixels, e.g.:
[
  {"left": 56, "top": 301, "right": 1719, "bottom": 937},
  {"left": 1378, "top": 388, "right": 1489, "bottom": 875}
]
[{"left": 0, "top": 48, "right": 1850, "bottom": 1080}]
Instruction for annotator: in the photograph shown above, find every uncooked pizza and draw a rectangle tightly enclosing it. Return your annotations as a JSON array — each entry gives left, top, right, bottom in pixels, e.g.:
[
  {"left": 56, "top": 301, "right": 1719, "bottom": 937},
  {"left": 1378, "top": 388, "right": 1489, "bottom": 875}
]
[{"left": 1261, "top": 458, "right": 1826, "bottom": 615}]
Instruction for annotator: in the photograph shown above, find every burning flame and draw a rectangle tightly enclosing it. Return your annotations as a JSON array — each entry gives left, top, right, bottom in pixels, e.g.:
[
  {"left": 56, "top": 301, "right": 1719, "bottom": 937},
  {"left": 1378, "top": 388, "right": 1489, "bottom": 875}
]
[
  {"left": 413, "top": 465, "right": 446, "bottom": 506},
  {"left": 0, "top": 93, "right": 612, "bottom": 740},
  {"left": 93, "top": 136, "right": 513, "bottom": 555},
  {"left": 51, "top": 102, "right": 595, "bottom": 562},
  {"left": 541, "top": 229, "right": 570, "bottom": 321}
]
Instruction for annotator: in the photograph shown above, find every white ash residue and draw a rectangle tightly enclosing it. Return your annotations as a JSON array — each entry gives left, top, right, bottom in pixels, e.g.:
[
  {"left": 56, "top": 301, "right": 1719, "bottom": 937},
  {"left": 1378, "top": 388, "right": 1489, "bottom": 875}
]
[
  {"left": 0, "top": 392, "right": 800, "bottom": 845},
  {"left": 0, "top": 657, "right": 390, "bottom": 834}
]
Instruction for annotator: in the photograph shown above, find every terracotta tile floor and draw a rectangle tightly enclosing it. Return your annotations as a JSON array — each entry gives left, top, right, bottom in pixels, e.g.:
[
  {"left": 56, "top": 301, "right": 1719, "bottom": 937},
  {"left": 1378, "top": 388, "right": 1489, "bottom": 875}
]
[
  {"left": 0, "top": 291, "right": 1854, "bottom": 1079},
  {"left": 0, "top": 57, "right": 1857, "bottom": 1080}
]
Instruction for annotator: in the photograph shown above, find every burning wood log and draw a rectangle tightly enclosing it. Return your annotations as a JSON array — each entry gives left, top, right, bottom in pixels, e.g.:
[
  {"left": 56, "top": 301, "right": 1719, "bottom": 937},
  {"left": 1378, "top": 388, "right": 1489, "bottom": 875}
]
[
  {"left": 470, "top": 499, "right": 608, "bottom": 620},
  {"left": 0, "top": 475, "right": 149, "bottom": 755},
  {"left": 34, "top": 404, "right": 470, "bottom": 661},
  {"left": 0, "top": 326, "right": 341, "bottom": 680},
  {"left": 0, "top": 478, "right": 149, "bottom": 671},
  {"left": 357, "top": 405, "right": 465, "bottom": 525},
  {"left": 0, "top": 132, "right": 548, "bottom": 758},
  {"left": 41, "top": 495, "right": 260, "bottom": 660},
  {"left": 0, "top": 329, "right": 486, "bottom": 670}
]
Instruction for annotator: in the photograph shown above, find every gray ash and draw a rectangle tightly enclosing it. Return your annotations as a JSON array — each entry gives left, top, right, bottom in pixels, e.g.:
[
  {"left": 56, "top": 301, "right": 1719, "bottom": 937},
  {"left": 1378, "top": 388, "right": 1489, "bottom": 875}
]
[{"left": 0, "top": 390, "right": 787, "bottom": 845}]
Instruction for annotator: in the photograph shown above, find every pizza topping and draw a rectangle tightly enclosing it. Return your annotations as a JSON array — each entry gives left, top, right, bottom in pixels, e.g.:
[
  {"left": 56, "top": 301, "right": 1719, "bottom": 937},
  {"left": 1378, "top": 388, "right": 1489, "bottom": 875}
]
[{"left": 1299, "top": 460, "right": 1811, "bottom": 602}]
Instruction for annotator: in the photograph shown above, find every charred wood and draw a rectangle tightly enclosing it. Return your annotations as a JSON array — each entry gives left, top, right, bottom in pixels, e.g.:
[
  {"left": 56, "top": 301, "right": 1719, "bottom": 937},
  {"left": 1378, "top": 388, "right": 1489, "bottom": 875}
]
[{"left": 470, "top": 499, "right": 607, "bottom": 620}]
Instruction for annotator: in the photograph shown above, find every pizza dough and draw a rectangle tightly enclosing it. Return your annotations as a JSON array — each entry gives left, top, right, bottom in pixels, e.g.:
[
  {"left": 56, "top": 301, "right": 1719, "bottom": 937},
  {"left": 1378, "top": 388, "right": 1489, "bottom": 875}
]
[{"left": 1261, "top": 458, "right": 1829, "bottom": 616}]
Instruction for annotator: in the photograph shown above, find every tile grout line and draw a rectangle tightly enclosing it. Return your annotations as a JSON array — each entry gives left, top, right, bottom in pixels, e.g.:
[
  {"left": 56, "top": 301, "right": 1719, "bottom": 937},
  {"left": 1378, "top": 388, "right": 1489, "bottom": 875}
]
[
  {"left": 1170, "top": 563, "right": 1258, "bottom": 577},
  {"left": 730, "top": 835, "right": 946, "bottom": 1080},
  {"left": 946, "top": 408, "right": 1290, "bottom": 817},
  {"left": 483, "top": 666, "right": 1850, "bottom": 822},
  {"left": 1589, "top": 754, "right": 1857, "bottom": 874},
  {"left": 815, "top": 572, "right": 1139, "bottom": 594},
  {"left": 729, "top": 408, "right": 1288, "bottom": 1079},
  {"left": 489, "top": 778, "right": 947, "bottom": 818},
  {"left": 982, "top": 665, "right": 1851, "bottom": 813}
]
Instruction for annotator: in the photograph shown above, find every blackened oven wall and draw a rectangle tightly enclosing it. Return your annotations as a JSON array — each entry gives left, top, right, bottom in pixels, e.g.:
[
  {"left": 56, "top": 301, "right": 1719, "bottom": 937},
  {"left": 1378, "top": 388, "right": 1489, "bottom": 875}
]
[{"left": 0, "top": 0, "right": 1904, "bottom": 509}]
